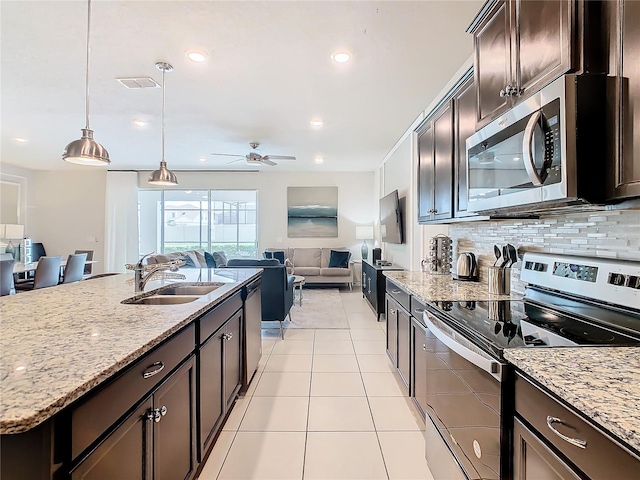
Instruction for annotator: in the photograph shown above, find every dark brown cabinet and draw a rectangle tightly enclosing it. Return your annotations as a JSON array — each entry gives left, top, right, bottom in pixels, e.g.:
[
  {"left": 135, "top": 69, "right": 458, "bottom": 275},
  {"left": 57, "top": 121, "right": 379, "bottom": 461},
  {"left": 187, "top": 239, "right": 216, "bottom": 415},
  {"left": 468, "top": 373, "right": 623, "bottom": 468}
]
[
  {"left": 417, "top": 100, "right": 454, "bottom": 223},
  {"left": 72, "top": 357, "right": 197, "bottom": 480},
  {"left": 470, "top": 0, "right": 573, "bottom": 128},
  {"left": 362, "top": 260, "right": 402, "bottom": 320},
  {"left": 385, "top": 295, "right": 399, "bottom": 367},
  {"left": 410, "top": 317, "right": 427, "bottom": 420},
  {"left": 385, "top": 280, "right": 411, "bottom": 393},
  {"left": 242, "top": 280, "right": 262, "bottom": 392},
  {"left": 397, "top": 305, "right": 411, "bottom": 389},
  {"left": 453, "top": 73, "right": 477, "bottom": 218},
  {"left": 606, "top": 0, "right": 640, "bottom": 200}
]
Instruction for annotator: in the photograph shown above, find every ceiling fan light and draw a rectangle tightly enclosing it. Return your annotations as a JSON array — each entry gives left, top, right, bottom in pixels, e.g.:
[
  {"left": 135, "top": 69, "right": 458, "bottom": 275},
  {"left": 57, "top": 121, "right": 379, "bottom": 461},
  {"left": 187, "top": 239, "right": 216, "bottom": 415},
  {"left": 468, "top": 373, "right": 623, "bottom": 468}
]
[
  {"left": 148, "top": 161, "right": 178, "bottom": 185},
  {"left": 63, "top": 128, "right": 110, "bottom": 165}
]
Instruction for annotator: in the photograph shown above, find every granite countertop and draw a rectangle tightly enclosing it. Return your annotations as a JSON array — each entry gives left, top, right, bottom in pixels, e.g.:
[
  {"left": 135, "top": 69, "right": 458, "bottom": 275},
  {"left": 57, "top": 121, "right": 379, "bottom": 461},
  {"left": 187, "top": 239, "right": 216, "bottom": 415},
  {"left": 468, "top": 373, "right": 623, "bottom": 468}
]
[
  {"left": 384, "top": 270, "right": 521, "bottom": 303},
  {"left": 504, "top": 347, "right": 640, "bottom": 454},
  {"left": 0, "top": 268, "right": 260, "bottom": 435}
]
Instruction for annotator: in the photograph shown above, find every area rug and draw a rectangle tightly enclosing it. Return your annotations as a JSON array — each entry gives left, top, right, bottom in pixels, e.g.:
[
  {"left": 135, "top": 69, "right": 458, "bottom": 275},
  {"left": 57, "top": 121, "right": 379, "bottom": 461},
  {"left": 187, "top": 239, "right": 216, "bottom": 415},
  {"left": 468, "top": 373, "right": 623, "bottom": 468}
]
[{"left": 286, "top": 288, "right": 349, "bottom": 329}]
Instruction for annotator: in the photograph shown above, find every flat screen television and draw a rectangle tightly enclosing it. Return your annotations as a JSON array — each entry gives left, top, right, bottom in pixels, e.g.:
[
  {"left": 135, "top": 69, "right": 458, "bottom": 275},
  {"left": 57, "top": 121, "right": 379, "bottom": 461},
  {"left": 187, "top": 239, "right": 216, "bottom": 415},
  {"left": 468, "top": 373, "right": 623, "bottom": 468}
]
[{"left": 379, "top": 190, "right": 404, "bottom": 244}]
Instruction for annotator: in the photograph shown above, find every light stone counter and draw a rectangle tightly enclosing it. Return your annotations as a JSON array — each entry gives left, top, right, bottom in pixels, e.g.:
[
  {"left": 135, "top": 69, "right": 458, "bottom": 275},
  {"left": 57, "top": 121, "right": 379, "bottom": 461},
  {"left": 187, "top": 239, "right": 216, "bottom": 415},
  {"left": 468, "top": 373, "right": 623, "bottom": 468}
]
[
  {"left": 383, "top": 270, "right": 521, "bottom": 303},
  {"left": 0, "top": 268, "right": 260, "bottom": 434},
  {"left": 504, "top": 347, "right": 640, "bottom": 454}
]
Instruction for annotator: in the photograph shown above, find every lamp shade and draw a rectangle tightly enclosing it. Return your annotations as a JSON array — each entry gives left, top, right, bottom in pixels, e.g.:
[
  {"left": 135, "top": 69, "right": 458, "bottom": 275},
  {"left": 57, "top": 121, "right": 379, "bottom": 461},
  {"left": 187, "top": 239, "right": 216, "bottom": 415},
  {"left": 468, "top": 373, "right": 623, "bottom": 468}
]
[
  {"left": 63, "top": 128, "right": 110, "bottom": 166},
  {"left": 5, "top": 224, "right": 24, "bottom": 239},
  {"left": 355, "top": 226, "right": 374, "bottom": 240},
  {"left": 148, "top": 161, "right": 179, "bottom": 186}
]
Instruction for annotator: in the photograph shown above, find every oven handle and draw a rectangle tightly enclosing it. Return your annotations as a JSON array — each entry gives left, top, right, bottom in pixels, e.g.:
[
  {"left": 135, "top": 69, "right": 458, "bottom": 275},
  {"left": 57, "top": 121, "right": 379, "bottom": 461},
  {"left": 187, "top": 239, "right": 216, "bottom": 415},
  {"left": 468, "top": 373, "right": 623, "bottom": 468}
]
[
  {"left": 522, "top": 110, "right": 544, "bottom": 186},
  {"left": 423, "top": 311, "right": 503, "bottom": 382}
]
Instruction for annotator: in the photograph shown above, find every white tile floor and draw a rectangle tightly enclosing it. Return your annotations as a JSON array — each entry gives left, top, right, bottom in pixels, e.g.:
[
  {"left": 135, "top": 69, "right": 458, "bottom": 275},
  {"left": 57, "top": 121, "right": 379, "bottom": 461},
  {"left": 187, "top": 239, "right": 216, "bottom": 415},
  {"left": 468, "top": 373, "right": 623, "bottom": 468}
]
[{"left": 198, "top": 289, "right": 435, "bottom": 480}]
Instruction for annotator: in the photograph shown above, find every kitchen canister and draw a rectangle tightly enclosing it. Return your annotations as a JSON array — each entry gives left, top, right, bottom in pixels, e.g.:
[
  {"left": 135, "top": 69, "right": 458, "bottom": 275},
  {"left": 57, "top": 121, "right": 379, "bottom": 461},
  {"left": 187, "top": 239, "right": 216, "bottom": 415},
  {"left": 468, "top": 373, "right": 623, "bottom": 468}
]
[
  {"left": 488, "top": 266, "right": 511, "bottom": 294},
  {"left": 426, "top": 234, "right": 453, "bottom": 274}
]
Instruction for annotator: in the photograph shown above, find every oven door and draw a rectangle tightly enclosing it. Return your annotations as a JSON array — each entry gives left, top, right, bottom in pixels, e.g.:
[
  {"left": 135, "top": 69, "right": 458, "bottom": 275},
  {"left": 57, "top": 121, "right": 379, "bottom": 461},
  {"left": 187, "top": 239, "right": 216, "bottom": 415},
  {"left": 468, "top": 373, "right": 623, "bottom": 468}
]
[
  {"left": 466, "top": 76, "right": 566, "bottom": 213},
  {"left": 423, "top": 311, "right": 504, "bottom": 480}
]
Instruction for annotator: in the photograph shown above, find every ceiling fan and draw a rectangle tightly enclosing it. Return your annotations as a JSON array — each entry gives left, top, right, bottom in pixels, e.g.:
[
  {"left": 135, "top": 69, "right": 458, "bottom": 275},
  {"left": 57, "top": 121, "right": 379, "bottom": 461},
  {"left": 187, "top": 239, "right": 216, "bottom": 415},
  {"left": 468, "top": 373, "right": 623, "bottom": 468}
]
[{"left": 210, "top": 142, "right": 296, "bottom": 166}]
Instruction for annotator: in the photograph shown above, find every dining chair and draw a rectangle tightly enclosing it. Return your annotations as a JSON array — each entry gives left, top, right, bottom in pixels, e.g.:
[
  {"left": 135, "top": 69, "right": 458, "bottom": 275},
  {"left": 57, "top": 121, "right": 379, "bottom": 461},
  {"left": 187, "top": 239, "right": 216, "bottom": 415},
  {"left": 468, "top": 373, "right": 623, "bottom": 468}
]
[
  {"left": 0, "top": 259, "right": 15, "bottom": 296},
  {"left": 15, "top": 256, "right": 62, "bottom": 291},
  {"left": 62, "top": 253, "right": 87, "bottom": 284},
  {"left": 32, "top": 242, "right": 47, "bottom": 262},
  {"left": 74, "top": 249, "right": 94, "bottom": 276}
]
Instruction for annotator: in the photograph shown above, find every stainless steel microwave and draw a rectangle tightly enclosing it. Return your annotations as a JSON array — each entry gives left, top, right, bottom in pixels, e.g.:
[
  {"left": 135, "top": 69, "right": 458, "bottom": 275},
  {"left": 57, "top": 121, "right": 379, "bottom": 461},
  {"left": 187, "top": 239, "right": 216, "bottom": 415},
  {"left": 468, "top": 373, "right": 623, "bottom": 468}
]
[{"left": 466, "top": 74, "right": 606, "bottom": 215}]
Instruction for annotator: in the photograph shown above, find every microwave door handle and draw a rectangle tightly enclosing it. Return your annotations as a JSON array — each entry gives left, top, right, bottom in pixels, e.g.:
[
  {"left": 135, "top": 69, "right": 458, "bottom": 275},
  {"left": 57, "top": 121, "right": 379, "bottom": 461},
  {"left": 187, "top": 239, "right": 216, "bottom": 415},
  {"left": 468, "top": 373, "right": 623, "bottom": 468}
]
[
  {"left": 522, "top": 110, "right": 544, "bottom": 186},
  {"left": 423, "top": 312, "right": 502, "bottom": 382}
]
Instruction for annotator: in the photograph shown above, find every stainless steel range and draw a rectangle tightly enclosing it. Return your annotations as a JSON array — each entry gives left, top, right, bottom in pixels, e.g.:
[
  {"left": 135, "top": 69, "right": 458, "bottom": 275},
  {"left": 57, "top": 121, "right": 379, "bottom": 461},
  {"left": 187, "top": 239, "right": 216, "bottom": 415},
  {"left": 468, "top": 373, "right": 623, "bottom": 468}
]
[{"left": 422, "top": 252, "right": 640, "bottom": 480}]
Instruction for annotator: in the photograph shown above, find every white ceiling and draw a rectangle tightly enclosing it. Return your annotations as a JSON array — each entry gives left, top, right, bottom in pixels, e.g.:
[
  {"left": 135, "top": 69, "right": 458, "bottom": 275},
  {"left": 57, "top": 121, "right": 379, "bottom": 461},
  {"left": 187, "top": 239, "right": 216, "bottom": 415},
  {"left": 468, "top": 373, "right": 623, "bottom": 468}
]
[{"left": 1, "top": 0, "right": 482, "bottom": 173}]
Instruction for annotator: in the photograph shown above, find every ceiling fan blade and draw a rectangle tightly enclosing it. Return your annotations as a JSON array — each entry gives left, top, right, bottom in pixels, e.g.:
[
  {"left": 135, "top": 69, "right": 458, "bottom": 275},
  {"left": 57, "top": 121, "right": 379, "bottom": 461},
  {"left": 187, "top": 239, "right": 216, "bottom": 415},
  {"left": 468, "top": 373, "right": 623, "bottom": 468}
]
[
  {"left": 262, "top": 155, "right": 296, "bottom": 161},
  {"left": 225, "top": 157, "right": 245, "bottom": 164},
  {"left": 211, "top": 152, "right": 243, "bottom": 157},
  {"left": 261, "top": 158, "right": 277, "bottom": 166}
]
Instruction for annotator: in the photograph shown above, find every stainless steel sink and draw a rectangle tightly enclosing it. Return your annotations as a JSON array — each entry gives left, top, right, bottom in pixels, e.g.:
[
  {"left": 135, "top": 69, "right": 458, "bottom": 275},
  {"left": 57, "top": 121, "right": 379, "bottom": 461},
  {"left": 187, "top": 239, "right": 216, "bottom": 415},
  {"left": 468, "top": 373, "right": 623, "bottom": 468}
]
[
  {"left": 124, "top": 295, "right": 199, "bottom": 305},
  {"left": 156, "top": 283, "right": 225, "bottom": 296}
]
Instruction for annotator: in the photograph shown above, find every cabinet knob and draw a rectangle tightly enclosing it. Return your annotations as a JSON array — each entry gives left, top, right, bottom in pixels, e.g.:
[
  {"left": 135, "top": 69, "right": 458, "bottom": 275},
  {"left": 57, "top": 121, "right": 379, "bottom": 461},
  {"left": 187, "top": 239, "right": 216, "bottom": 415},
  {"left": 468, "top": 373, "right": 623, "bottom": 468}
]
[
  {"left": 499, "top": 84, "right": 513, "bottom": 97},
  {"left": 422, "top": 344, "right": 427, "bottom": 351},
  {"left": 222, "top": 332, "right": 233, "bottom": 341},
  {"left": 147, "top": 406, "right": 168, "bottom": 423}
]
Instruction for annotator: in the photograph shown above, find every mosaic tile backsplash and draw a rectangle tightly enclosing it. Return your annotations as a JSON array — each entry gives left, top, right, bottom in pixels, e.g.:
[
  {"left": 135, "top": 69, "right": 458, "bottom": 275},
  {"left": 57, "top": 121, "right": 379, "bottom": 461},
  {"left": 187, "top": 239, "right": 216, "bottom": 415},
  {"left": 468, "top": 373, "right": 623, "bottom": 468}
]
[{"left": 448, "top": 210, "right": 640, "bottom": 294}]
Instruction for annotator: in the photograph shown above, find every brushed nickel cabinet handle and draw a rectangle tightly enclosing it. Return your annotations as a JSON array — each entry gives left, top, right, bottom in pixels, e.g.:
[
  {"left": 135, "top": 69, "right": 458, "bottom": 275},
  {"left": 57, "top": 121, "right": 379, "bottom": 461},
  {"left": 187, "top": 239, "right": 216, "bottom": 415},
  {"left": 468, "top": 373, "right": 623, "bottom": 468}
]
[
  {"left": 546, "top": 416, "right": 587, "bottom": 449},
  {"left": 142, "top": 361, "right": 165, "bottom": 379},
  {"left": 146, "top": 406, "right": 167, "bottom": 423},
  {"left": 414, "top": 308, "right": 425, "bottom": 314}
]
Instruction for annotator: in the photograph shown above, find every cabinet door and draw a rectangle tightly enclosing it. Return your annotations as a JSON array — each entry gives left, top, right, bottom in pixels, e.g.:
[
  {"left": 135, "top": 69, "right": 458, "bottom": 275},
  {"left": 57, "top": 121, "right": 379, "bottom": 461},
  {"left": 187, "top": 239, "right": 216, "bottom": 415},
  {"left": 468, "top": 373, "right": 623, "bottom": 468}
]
[
  {"left": 432, "top": 100, "right": 454, "bottom": 221},
  {"left": 515, "top": 0, "right": 572, "bottom": 99},
  {"left": 417, "top": 120, "right": 435, "bottom": 223},
  {"left": 71, "top": 400, "right": 152, "bottom": 480},
  {"left": 608, "top": 0, "right": 640, "bottom": 200},
  {"left": 396, "top": 306, "right": 411, "bottom": 391},
  {"left": 154, "top": 356, "right": 196, "bottom": 480},
  {"left": 513, "top": 418, "right": 581, "bottom": 480},
  {"left": 223, "top": 312, "right": 242, "bottom": 410},
  {"left": 385, "top": 295, "right": 398, "bottom": 367},
  {"left": 411, "top": 319, "right": 427, "bottom": 420},
  {"left": 474, "top": 0, "right": 512, "bottom": 127},
  {"left": 243, "top": 283, "right": 262, "bottom": 391},
  {"left": 454, "top": 74, "right": 477, "bottom": 218},
  {"left": 199, "top": 330, "right": 223, "bottom": 456}
]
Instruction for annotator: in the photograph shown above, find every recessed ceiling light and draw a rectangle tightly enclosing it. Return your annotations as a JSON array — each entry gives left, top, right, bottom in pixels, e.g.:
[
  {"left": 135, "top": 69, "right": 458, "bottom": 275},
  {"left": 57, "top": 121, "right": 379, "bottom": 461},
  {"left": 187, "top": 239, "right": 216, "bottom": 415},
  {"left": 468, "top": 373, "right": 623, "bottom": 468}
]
[
  {"left": 310, "top": 119, "right": 324, "bottom": 127},
  {"left": 199, "top": 157, "right": 207, "bottom": 163},
  {"left": 331, "top": 51, "right": 351, "bottom": 63},
  {"left": 186, "top": 49, "right": 208, "bottom": 63},
  {"left": 132, "top": 120, "right": 147, "bottom": 127},
  {"left": 13, "top": 137, "right": 27, "bottom": 143},
  {"left": 315, "top": 157, "right": 324, "bottom": 164}
]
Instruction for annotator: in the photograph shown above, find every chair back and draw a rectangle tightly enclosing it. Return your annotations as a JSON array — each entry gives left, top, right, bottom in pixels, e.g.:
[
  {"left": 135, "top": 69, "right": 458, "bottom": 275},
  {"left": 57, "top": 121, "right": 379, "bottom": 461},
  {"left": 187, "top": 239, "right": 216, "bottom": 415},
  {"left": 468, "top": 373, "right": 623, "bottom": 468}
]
[
  {"left": 33, "top": 256, "right": 62, "bottom": 289},
  {"left": 62, "top": 253, "right": 87, "bottom": 284},
  {"left": 0, "top": 259, "right": 15, "bottom": 296},
  {"left": 0, "top": 253, "right": 14, "bottom": 261},
  {"left": 32, "top": 243, "right": 47, "bottom": 262},
  {"left": 74, "top": 249, "right": 94, "bottom": 275}
]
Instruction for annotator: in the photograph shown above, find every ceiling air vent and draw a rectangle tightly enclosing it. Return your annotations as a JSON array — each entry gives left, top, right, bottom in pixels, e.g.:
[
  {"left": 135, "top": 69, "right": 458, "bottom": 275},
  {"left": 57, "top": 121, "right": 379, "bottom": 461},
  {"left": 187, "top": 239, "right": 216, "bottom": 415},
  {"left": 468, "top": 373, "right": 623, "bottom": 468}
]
[{"left": 115, "top": 77, "right": 160, "bottom": 89}]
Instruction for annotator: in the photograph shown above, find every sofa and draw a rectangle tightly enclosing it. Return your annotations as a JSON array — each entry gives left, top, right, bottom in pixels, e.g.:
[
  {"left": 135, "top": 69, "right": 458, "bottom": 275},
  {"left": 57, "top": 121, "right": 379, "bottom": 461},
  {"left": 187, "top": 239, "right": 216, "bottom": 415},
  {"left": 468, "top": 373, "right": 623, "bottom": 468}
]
[
  {"left": 144, "top": 250, "right": 226, "bottom": 268},
  {"left": 265, "top": 247, "right": 353, "bottom": 290},
  {"left": 225, "top": 259, "right": 294, "bottom": 339}
]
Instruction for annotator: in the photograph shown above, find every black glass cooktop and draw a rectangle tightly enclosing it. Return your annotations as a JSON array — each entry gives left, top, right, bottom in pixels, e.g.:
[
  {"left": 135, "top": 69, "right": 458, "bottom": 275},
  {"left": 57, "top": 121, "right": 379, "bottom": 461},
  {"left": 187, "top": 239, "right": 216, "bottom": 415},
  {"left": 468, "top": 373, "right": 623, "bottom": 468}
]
[{"left": 428, "top": 288, "right": 640, "bottom": 358}]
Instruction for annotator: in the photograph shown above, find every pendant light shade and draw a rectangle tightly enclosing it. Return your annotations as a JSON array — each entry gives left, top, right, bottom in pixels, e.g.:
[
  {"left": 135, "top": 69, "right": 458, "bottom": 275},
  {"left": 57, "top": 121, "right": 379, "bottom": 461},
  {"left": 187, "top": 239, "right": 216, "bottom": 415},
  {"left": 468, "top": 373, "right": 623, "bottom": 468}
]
[
  {"left": 63, "top": 0, "right": 110, "bottom": 166},
  {"left": 149, "top": 62, "right": 178, "bottom": 186}
]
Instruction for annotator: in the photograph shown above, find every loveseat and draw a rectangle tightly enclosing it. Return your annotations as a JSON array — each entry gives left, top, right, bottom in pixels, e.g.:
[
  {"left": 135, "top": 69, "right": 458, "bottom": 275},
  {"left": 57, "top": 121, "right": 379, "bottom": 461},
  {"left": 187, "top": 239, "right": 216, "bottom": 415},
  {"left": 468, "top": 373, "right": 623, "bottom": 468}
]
[{"left": 265, "top": 247, "right": 353, "bottom": 290}]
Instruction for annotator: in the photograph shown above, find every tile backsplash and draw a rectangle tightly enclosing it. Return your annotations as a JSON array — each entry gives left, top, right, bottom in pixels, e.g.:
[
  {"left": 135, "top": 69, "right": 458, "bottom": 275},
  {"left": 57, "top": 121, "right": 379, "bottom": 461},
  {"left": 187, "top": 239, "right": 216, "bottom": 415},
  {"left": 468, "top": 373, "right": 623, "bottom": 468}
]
[{"left": 448, "top": 210, "right": 640, "bottom": 294}]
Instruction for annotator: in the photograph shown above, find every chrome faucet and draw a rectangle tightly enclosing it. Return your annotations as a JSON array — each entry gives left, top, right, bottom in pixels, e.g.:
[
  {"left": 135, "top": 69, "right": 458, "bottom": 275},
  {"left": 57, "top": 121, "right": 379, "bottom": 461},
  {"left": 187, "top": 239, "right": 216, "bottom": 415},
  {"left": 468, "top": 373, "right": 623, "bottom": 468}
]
[{"left": 133, "top": 253, "right": 180, "bottom": 293}]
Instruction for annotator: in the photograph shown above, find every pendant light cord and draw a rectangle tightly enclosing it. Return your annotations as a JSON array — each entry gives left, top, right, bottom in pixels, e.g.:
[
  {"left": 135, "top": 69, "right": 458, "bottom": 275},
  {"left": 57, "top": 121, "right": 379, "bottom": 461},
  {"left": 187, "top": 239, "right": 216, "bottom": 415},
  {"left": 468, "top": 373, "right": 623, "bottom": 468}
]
[
  {"left": 161, "top": 66, "right": 166, "bottom": 163},
  {"left": 85, "top": 0, "right": 92, "bottom": 130}
]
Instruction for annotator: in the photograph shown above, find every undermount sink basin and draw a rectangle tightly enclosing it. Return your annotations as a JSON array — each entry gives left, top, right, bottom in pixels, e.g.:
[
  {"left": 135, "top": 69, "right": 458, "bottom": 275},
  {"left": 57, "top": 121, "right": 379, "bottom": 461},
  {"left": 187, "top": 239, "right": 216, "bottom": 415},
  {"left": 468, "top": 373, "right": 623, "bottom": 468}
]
[
  {"left": 124, "top": 295, "right": 199, "bottom": 305},
  {"left": 156, "top": 283, "right": 225, "bottom": 296}
]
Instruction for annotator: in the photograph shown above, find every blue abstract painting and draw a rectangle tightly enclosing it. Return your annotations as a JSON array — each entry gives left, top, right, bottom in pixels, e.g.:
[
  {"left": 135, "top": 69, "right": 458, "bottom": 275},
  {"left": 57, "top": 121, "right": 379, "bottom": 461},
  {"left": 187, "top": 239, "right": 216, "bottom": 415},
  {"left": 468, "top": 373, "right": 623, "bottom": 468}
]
[{"left": 287, "top": 186, "right": 338, "bottom": 237}]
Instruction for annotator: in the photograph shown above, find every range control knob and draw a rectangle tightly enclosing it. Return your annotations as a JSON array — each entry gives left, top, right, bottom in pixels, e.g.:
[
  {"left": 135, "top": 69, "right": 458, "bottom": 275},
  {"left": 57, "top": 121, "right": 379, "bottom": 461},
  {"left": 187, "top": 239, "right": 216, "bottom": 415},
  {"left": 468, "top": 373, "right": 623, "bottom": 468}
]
[
  {"left": 608, "top": 273, "right": 626, "bottom": 286},
  {"left": 626, "top": 275, "right": 640, "bottom": 289}
]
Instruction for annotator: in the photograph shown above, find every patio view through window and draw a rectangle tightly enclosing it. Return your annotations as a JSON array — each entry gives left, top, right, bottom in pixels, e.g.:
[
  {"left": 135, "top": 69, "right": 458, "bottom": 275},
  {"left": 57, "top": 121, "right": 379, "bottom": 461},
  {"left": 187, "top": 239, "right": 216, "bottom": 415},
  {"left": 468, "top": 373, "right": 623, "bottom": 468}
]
[{"left": 138, "top": 189, "right": 258, "bottom": 259}]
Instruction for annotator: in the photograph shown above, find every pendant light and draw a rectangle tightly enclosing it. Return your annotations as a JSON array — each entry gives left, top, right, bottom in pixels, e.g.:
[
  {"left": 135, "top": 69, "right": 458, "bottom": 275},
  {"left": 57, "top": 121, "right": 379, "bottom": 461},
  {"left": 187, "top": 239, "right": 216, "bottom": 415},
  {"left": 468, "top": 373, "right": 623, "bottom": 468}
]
[
  {"left": 62, "top": 0, "right": 110, "bottom": 166},
  {"left": 148, "top": 62, "right": 178, "bottom": 185}
]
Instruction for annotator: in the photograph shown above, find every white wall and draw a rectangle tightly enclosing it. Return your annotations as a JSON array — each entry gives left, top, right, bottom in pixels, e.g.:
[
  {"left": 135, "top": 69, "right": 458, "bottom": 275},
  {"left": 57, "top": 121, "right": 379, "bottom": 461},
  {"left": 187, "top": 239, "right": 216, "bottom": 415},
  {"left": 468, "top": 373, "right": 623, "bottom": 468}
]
[
  {"left": 137, "top": 170, "right": 376, "bottom": 259},
  {"left": 30, "top": 170, "right": 107, "bottom": 273},
  {"left": 0, "top": 163, "right": 35, "bottom": 232}
]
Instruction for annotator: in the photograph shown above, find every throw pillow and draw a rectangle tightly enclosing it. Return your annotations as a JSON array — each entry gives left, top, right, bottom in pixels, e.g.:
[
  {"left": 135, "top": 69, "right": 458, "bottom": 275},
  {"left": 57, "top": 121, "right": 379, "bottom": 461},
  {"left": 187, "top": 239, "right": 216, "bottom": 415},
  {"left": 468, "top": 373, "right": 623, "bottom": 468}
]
[
  {"left": 328, "top": 250, "right": 351, "bottom": 268},
  {"left": 180, "top": 255, "right": 197, "bottom": 268},
  {"left": 264, "top": 250, "right": 286, "bottom": 264},
  {"left": 212, "top": 251, "right": 228, "bottom": 267},
  {"left": 185, "top": 251, "right": 201, "bottom": 268},
  {"left": 204, "top": 251, "right": 217, "bottom": 268}
]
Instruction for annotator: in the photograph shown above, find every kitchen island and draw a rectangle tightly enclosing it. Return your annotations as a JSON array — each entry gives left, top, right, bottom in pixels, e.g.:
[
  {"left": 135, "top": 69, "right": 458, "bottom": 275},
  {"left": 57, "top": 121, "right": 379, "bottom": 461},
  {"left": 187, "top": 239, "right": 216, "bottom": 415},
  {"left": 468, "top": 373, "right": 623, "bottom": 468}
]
[{"left": 0, "top": 268, "right": 261, "bottom": 479}]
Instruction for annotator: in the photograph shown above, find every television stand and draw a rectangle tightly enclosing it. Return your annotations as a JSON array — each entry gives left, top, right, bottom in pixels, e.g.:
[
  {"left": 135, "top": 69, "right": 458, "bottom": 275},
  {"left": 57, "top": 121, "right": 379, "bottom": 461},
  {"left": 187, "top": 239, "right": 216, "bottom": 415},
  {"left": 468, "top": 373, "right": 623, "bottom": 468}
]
[{"left": 361, "top": 259, "right": 403, "bottom": 320}]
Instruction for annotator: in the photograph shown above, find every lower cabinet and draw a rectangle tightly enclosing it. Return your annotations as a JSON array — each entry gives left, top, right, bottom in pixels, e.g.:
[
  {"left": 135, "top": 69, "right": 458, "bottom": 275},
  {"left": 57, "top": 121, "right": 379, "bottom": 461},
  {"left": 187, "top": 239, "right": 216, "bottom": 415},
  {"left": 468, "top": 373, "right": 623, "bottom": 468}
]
[
  {"left": 71, "top": 356, "right": 197, "bottom": 480},
  {"left": 410, "top": 317, "right": 427, "bottom": 420},
  {"left": 386, "top": 295, "right": 399, "bottom": 367},
  {"left": 242, "top": 280, "right": 262, "bottom": 392},
  {"left": 397, "top": 306, "right": 410, "bottom": 389},
  {"left": 385, "top": 282, "right": 410, "bottom": 394}
]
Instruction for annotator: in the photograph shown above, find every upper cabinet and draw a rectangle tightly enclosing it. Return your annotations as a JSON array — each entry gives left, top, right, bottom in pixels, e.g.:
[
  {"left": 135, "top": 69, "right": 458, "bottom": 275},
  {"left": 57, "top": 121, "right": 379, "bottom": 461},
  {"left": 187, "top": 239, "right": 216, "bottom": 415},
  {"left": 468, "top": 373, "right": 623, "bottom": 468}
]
[
  {"left": 606, "top": 0, "right": 640, "bottom": 201},
  {"left": 469, "top": 0, "right": 574, "bottom": 128}
]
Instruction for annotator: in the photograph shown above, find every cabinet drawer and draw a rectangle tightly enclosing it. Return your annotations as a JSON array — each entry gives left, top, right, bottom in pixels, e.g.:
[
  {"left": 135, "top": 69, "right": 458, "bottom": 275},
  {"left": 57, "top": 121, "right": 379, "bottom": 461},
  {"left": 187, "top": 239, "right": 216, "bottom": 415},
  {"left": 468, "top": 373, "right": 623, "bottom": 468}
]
[
  {"left": 200, "top": 292, "right": 242, "bottom": 344},
  {"left": 515, "top": 374, "right": 640, "bottom": 479},
  {"left": 386, "top": 279, "right": 410, "bottom": 312},
  {"left": 410, "top": 296, "right": 427, "bottom": 324},
  {"left": 72, "top": 324, "right": 195, "bottom": 459}
]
